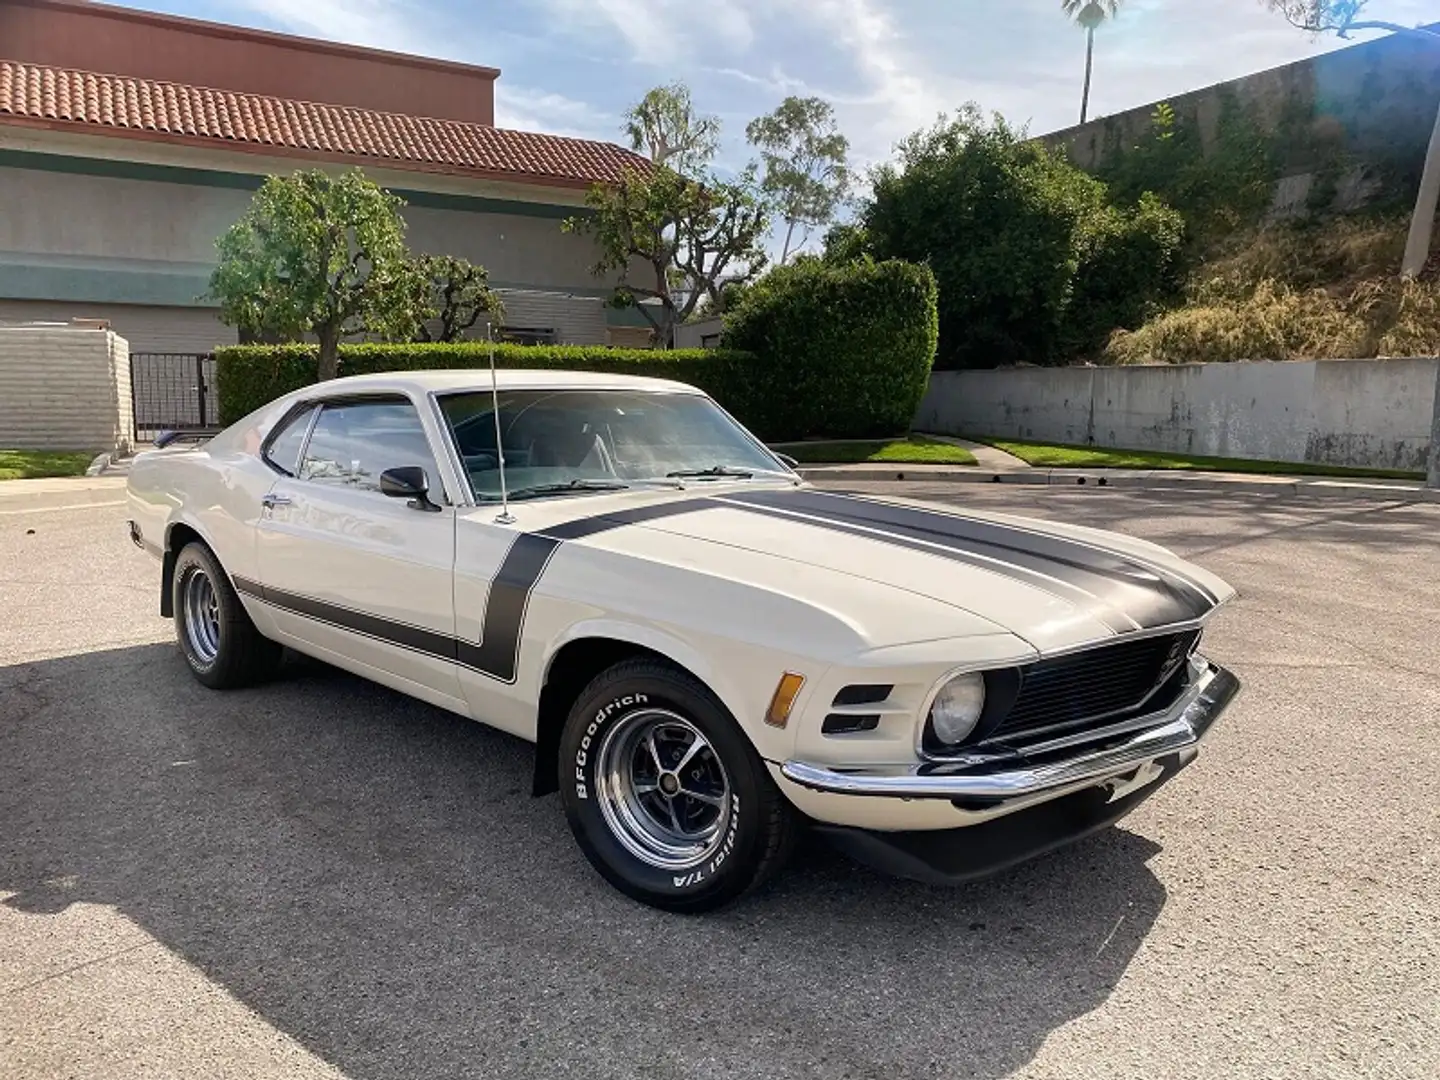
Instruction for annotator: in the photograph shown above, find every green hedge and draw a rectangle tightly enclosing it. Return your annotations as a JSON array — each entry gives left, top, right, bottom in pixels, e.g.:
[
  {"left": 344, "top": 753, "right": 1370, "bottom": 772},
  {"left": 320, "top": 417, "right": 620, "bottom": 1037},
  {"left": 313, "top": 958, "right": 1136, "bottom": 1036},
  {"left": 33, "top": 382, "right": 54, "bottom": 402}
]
[
  {"left": 216, "top": 342, "right": 798, "bottom": 436},
  {"left": 215, "top": 260, "right": 938, "bottom": 441},
  {"left": 722, "top": 257, "right": 938, "bottom": 437}
]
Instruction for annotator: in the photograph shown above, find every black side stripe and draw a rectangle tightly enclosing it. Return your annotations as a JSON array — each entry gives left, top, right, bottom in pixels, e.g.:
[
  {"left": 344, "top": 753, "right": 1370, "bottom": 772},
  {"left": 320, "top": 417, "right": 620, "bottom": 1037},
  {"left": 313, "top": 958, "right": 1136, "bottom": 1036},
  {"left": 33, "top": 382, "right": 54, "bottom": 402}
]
[
  {"left": 716, "top": 489, "right": 1217, "bottom": 630},
  {"left": 232, "top": 497, "right": 721, "bottom": 682},
  {"left": 234, "top": 575, "right": 461, "bottom": 664},
  {"left": 455, "top": 533, "right": 560, "bottom": 683}
]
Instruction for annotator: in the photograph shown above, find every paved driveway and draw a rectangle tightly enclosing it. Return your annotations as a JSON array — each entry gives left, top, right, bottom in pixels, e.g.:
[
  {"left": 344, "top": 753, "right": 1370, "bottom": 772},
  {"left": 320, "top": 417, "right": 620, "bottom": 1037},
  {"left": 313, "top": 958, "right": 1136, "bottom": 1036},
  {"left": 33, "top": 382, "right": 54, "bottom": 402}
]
[{"left": 2, "top": 484, "right": 1436, "bottom": 1080}]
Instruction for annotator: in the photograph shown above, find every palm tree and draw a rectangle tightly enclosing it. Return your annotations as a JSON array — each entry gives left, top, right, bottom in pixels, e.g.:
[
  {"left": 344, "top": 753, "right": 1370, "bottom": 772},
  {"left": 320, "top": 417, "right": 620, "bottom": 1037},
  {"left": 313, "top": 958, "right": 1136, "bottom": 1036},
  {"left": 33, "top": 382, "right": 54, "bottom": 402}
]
[{"left": 1063, "top": 0, "right": 1121, "bottom": 125}]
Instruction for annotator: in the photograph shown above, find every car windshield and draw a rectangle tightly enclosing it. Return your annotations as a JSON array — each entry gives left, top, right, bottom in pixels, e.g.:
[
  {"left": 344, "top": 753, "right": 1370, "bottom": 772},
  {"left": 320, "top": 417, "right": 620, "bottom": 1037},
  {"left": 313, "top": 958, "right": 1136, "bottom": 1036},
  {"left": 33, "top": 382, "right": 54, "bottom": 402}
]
[{"left": 438, "top": 388, "right": 791, "bottom": 502}]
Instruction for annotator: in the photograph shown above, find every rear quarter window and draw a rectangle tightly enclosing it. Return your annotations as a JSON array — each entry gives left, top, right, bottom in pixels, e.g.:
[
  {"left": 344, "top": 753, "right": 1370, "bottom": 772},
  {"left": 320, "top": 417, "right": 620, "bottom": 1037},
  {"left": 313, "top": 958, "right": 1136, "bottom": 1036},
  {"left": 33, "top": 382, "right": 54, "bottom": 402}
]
[{"left": 262, "top": 405, "right": 315, "bottom": 475}]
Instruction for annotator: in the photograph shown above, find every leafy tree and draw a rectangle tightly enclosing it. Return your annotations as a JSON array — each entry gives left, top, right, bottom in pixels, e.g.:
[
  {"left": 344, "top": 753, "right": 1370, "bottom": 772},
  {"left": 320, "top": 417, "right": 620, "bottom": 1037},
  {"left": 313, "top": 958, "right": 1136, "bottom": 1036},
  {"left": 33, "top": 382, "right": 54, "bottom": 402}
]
[
  {"left": 821, "top": 222, "right": 873, "bottom": 263},
  {"left": 862, "top": 105, "right": 1183, "bottom": 368},
  {"left": 623, "top": 82, "right": 720, "bottom": 175},
  {"left": 209, "top": 169, "right": 420, "bottom": 380},
  {"left": 746, "top": 96, "right": 852, "bottom": 264},
  {"left": 1264, "top": 1, "right": 1380, "bottom": 34},
  {"left": 563, "top": 165, "right": 769, "bottom": 347},
  {"left": 1063, "top": 1, "right": 1121, "bottom": 124},
  {"left": 412, "top": 255, "right": 505, "bottom": 342}
]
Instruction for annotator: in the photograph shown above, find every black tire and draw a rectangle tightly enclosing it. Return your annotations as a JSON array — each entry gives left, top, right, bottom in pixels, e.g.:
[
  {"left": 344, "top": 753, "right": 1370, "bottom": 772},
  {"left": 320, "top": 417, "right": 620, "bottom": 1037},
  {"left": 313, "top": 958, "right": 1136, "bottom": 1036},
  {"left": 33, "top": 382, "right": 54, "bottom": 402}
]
[
  {"left": 559, "top": 659, "right": 798, "bottom": 913},
  {"left": 172, "top": 541, "right": 282, "bottom": 689}
]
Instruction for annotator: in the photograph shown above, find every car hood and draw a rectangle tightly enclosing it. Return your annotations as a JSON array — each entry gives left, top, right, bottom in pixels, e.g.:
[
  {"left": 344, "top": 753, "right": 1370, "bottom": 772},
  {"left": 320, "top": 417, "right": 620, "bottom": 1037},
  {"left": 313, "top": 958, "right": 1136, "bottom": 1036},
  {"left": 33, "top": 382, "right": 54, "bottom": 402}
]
[{"left": 603, "top": 486, "right": 1234, "bottom": 656}]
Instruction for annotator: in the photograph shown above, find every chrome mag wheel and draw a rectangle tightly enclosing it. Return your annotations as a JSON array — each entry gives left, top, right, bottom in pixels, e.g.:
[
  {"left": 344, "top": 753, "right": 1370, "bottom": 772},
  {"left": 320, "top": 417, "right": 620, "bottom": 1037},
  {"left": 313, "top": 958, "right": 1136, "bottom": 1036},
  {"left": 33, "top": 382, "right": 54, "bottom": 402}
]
[
  {"left": 181, "top": 567, "right": 222, "bottom": 665},
  {"left": 593, "top": 709, "right": 733, "bottom": 871}
]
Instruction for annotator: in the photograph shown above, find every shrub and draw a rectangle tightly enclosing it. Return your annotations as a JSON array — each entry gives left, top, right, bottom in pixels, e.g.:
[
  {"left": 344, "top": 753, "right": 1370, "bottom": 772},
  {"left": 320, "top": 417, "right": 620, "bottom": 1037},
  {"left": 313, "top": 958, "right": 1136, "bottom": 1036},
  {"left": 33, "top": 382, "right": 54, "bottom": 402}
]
[
  {"left": 1062, "top": 192, "right": 1187, "bottom": 357},
  {"left": 216, "top": 342, "right": 786, "bottom": 429},
  {"left": 860, "top": 107, "right": 1182, "bottom": 369},
  {"left": 723, "top": 257, "right": 938, "bottom": 438}
]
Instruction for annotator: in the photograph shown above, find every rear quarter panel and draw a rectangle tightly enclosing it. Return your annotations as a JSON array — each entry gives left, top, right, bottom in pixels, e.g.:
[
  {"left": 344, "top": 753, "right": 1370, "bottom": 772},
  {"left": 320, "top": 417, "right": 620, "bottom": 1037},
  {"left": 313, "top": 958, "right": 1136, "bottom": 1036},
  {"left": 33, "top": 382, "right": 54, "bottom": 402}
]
[{"left": 127, "top": 445, "right": 276, "bottom": 600}]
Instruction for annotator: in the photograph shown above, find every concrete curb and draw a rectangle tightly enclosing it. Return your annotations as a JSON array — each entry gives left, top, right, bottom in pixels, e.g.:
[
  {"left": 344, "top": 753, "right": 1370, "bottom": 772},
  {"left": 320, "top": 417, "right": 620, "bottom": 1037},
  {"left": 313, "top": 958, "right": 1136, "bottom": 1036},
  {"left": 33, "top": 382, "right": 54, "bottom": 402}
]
[
  {"left": 0, "top": 475, "right": 129, "bottom": 513},
  {"left": 797, "top": 465, "right": 1440, "bottom": 504}
]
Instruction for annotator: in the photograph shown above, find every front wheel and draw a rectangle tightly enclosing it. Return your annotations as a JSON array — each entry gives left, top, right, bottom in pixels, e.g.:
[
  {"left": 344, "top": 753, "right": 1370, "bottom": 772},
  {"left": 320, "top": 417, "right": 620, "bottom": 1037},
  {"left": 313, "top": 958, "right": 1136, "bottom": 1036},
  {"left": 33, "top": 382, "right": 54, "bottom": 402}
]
[
  {"left": 173, "top": 542, "right": 282, "bottom": 689},
  {"left": 559, "top": 660, "right": 798, "bottom": 913}
]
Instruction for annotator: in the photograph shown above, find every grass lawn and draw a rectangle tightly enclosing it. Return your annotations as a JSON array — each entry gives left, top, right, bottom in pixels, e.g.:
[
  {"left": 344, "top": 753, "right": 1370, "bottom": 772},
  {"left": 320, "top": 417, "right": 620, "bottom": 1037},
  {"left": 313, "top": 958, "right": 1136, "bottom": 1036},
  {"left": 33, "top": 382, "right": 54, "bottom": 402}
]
[
  {"left": 983, "top": 439, "right": 1424, "bottom": 481},
  {"left": 0, "top": 449, "right": 95, "bottom": 481},
  {"left": 776, "top": 436, "right": 978, "bottom": 466}
]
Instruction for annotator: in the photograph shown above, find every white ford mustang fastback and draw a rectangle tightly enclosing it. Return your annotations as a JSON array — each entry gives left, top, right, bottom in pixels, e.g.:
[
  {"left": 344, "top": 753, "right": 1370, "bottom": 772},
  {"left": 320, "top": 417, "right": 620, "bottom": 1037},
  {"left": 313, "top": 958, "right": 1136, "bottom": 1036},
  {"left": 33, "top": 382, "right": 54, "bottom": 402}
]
[{"left": 127, "top": 370, "right": 1240, "bottom": 911}]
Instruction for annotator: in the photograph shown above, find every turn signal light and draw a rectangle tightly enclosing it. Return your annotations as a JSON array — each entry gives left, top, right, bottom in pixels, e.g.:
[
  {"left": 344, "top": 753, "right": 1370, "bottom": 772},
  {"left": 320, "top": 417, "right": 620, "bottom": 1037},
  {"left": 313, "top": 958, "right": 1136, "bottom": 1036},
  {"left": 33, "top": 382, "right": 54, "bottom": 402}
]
[{"left": 765, "top": 672, "right": 806, "bottom": 728}]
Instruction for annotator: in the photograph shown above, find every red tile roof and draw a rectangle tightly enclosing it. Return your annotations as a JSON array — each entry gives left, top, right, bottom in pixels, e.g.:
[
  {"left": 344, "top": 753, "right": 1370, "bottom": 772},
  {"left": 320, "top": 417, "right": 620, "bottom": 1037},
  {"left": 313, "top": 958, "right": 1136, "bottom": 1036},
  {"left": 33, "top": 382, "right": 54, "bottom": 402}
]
[{"left": 0, "top": 59, "right": 649, "bottom": 188}]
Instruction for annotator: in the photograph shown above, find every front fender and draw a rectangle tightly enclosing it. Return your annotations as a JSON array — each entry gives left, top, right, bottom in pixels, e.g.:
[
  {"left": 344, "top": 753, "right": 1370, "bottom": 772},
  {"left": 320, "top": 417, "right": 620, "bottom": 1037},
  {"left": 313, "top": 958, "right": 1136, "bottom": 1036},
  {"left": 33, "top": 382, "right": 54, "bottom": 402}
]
[{"left": 543, "top": 616, "right": 832, "bottom": 767}]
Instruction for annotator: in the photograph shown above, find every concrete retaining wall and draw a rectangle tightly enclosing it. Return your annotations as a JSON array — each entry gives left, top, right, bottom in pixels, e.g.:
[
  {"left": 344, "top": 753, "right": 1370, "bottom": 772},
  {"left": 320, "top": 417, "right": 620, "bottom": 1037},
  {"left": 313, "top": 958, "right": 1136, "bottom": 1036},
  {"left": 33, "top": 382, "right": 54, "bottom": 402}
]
[
  {"left": 0, "top": 325, "right": 134, "bottom": 452},
  {"left": 915, "top": 359, "right": 1439, "bottom": 472}
]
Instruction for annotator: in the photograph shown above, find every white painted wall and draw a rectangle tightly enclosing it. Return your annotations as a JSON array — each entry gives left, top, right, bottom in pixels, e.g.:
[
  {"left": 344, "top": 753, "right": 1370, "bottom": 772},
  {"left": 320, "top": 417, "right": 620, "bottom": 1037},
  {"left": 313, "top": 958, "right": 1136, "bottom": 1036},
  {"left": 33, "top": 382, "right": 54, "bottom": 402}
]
[
  {"left": 0, "top": 326, "right": 134, "bottom": 452},
  {"left": 915, "top": 359, "right": 1439, "bottom": 471}
]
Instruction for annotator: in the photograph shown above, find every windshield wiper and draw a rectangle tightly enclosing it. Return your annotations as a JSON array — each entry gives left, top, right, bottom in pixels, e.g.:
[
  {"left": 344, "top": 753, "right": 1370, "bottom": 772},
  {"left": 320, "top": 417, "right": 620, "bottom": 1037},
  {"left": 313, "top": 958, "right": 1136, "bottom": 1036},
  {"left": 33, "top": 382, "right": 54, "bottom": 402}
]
[
  {"left": 666, "top": 465, "right": 755, "bottom": 479},
  {"left": 665, "top": 465, "right": 796, "bottom": 481},
  {"left": 500, "top": 479, "right": 631, "bottom": 500}
]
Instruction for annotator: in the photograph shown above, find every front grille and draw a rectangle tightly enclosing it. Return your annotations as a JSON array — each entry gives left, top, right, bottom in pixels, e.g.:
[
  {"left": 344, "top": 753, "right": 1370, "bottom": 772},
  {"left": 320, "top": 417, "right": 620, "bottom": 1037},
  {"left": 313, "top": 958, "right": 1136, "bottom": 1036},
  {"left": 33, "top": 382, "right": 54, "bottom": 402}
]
[{"left": 985, "top": 630, "right": 1199, "bottom": 743}]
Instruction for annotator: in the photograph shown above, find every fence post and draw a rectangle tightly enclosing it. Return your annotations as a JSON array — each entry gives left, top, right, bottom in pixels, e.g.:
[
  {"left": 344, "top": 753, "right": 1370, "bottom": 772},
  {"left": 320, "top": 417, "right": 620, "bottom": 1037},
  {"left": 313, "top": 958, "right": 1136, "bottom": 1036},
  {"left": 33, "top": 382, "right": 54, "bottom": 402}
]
[{"left": 196, "top": 353, "right": 209, "bottom": 428}]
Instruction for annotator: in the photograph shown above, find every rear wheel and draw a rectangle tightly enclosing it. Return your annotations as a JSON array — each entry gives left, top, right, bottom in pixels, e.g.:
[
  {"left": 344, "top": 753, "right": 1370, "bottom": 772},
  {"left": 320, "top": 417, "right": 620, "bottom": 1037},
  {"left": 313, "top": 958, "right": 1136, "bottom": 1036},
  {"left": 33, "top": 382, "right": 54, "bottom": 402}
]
[
  {"left": 172, "top": 542, "right": 282, "bottom": 689},
  {"left": 559, "top": 659, "right": 798, "bottom": 913}
]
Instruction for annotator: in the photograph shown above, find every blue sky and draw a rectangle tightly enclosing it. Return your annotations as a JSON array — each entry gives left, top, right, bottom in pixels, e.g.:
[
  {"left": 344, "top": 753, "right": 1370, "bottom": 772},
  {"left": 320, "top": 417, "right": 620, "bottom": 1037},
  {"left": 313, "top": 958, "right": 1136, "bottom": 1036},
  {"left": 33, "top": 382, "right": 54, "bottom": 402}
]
[{"left": 112, "top": 0, "right": 1437, "bottom": 172}]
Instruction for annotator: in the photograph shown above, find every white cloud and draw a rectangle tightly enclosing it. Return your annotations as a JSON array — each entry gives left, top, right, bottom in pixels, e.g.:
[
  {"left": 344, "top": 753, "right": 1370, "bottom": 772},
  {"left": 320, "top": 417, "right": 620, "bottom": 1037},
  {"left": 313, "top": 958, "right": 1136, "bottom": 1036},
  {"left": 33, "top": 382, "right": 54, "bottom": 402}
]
[{"left": 539, "top": 0, "right": 754, "bottom": 61}]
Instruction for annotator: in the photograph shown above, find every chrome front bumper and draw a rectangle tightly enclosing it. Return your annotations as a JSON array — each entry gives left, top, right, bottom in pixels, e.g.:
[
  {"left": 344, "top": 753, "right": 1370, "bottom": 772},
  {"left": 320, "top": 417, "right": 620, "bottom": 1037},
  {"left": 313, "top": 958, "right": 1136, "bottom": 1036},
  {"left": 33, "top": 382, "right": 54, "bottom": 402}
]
[{"left": 781, "top": 661, "right": 1240, "bottom": 801}]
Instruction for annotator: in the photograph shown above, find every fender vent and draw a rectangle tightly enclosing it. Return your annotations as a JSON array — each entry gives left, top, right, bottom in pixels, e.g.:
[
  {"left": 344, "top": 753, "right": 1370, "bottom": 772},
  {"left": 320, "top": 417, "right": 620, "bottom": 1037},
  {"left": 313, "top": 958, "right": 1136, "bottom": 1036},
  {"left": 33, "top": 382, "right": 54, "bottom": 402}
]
[
  {"left": 831, "top": 684, "right": 892, "bottom": 706},
  {"left": 823, "top": 713, "right": 881, "bottom": 735}
]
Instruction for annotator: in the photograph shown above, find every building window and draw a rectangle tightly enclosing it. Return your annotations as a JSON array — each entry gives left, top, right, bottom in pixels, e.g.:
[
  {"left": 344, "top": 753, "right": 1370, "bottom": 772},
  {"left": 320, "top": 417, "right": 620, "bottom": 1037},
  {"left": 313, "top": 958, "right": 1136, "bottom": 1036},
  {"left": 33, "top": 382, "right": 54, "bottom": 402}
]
[{"left": 498, "top": 326, "right": 558, "bottom": 346}]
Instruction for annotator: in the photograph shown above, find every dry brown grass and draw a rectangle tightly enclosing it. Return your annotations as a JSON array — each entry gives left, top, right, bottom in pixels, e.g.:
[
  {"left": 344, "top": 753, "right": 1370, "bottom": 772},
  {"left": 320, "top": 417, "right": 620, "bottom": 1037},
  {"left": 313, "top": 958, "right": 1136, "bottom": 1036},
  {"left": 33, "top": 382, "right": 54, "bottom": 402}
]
[{"left": 1103, "top": 217, "right": 1440, "bottom": 364}]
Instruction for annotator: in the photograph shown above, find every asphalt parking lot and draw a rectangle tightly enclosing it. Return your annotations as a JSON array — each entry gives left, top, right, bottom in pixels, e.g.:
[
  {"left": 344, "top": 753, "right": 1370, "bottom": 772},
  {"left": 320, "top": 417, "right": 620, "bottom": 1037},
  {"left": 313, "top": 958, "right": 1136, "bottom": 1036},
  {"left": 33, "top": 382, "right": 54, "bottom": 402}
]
[{"left": 2, "top": 482, "right": 1437, "bottom": 1080}]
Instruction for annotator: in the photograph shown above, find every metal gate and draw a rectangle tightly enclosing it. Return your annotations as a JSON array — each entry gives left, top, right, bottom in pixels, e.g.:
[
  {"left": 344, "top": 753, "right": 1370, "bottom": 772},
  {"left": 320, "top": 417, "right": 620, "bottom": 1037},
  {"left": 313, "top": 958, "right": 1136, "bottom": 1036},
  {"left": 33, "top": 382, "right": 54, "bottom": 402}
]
[{"left": 130, "top": 352, "right": 217, "bottom": 438}]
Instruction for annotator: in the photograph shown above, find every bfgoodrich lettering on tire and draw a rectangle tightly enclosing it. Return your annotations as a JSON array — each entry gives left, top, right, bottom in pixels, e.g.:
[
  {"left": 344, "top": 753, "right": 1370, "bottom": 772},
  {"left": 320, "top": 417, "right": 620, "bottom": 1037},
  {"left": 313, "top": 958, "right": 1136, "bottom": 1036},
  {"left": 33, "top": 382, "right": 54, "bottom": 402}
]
[{"left": 559, "top": 659, "right": 797, "bottom": 913}]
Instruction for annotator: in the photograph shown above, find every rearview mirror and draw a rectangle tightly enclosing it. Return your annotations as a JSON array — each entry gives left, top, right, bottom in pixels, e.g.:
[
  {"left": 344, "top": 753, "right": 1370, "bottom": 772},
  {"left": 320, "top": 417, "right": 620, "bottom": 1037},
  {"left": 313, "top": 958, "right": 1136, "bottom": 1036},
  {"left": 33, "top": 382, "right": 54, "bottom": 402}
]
[
  {"left": 380, "top": 466, "right": 442, "bottom": 512},
  {"left": 775, "top": 452, "right": 799, "bottom": 470}
]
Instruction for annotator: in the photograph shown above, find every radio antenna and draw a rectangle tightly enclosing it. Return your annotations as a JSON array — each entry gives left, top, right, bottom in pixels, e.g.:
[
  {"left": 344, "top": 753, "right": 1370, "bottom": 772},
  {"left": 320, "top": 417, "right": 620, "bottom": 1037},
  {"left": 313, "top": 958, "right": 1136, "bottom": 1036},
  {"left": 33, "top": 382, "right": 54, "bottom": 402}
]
[{"left": 487, "top": 324, "right": 514, "bottom": 525}]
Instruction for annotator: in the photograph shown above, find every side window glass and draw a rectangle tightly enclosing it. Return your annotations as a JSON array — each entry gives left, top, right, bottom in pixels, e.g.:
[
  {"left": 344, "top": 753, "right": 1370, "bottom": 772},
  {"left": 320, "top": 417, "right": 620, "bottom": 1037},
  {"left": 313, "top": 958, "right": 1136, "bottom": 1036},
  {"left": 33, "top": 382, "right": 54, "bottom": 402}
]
[
  {"left": 299, "top": 400, "right": 441, "bottom": 494},
  {"left": 263, "top": 405, "right": 315, "bottom": 476}
]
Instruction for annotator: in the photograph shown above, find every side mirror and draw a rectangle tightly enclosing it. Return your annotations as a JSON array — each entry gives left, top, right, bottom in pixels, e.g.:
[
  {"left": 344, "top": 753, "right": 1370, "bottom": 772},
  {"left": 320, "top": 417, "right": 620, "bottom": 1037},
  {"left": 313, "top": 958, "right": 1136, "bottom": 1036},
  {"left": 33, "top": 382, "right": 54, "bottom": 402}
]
[
  {"left": 775, "top": 452, "right": 799, "bottom": 470},
  {"left": 380, "top": 466, "right": 442, "bottom": 512}
]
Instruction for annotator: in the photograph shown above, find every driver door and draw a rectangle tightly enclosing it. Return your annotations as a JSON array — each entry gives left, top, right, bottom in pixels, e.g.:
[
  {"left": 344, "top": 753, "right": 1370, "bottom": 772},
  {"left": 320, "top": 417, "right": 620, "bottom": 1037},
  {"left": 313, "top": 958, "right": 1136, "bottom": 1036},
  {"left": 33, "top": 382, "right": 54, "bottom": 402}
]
[{"left": 254, "top": 394, "right": 465, "bottom": 713}]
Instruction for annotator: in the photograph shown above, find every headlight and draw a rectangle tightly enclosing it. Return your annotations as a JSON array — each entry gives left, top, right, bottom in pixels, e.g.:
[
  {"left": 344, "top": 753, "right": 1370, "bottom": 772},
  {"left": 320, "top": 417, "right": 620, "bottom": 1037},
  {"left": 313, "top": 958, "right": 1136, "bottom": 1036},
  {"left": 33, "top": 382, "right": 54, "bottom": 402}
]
[{"left": 928, "top": 672, "right": 986, "bottom": 746}]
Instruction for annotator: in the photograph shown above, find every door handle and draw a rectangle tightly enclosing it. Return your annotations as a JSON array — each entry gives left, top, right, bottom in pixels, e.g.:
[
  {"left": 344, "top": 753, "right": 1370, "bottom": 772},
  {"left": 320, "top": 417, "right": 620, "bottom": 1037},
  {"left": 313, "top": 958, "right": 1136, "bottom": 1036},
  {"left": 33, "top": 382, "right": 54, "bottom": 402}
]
[{"left": 261, "top": 493, "right": 293, "bottom": 509}]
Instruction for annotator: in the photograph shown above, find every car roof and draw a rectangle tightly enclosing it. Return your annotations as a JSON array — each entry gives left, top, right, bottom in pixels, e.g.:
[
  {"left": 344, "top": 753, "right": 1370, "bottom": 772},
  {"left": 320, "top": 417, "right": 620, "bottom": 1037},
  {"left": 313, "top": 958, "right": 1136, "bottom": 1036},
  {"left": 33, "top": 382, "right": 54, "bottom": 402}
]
[{"left": 301, "top": 369, "right": 705, "bottom": 397}]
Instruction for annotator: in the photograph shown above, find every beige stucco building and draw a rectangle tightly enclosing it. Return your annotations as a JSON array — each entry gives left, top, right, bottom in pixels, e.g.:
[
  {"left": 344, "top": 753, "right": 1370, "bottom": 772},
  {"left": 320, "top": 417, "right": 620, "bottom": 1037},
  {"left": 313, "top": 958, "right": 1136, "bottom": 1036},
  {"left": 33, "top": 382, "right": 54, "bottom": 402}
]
[{"left": 0, "top": 0, "right": 653, "bottom": 354}]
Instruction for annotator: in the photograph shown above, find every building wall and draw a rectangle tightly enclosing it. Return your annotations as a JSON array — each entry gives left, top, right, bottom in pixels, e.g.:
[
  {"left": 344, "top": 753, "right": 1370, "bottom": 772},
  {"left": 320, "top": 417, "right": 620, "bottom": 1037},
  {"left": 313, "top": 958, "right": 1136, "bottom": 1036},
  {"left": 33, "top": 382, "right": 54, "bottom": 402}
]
[
  {"left": 0, "top": 301, "right": 234, "bottom": 353},
  {"left": 0, "top": 0, "right": 497, "bottom": 124},
  {"left": 0, "top": 164, "right": 605, "bottom": 294},
  {"left": 0, "top": 325, "right": 135, "bottom": 451},
  {"left": 674, "top": 317, "right": 724, "bottom": 349},
  {"left": 0, "top": 147, "right": 626, "bottom": 350},
  {"left": 915, "top": 359, "right": 1439, "bottom": 472}
]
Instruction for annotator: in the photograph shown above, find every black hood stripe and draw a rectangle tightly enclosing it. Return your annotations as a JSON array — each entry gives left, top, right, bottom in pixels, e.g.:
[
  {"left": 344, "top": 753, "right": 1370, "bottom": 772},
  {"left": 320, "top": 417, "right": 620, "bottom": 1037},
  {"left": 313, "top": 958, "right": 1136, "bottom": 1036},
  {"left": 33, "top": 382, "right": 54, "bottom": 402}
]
[
  {"left": 711, "top": 499, "right": 1139, "bottom": 634},
  {"left": 715, "top": 489, "right": 1217, "bottom": 630},
  {"left": 822, "top": 490, "right": 1220, "bottom": 606}
]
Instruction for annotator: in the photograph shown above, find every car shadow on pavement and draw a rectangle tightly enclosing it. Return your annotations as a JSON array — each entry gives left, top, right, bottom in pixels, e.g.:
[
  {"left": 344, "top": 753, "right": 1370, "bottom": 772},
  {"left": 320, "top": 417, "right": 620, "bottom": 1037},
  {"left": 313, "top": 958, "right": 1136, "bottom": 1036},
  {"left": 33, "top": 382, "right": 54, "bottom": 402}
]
[{"left": 2, "top": 643, "right": 1169, "bottom": 1080}]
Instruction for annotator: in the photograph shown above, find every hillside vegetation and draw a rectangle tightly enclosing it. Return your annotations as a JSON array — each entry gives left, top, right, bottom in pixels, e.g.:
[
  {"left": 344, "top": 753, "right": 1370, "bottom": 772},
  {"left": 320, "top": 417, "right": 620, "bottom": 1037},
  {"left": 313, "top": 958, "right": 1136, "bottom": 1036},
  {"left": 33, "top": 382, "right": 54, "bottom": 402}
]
[{"left": 1104, "top": 216, "right": 1440, "bottom": 364}]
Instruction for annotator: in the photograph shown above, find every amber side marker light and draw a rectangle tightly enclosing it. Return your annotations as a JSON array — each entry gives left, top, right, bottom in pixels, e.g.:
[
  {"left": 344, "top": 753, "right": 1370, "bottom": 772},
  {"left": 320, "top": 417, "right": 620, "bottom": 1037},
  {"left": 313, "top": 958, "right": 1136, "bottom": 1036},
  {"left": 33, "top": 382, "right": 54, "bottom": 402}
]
[{"left": 765, "top": 672, "right": 806, "bottom": 728}]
